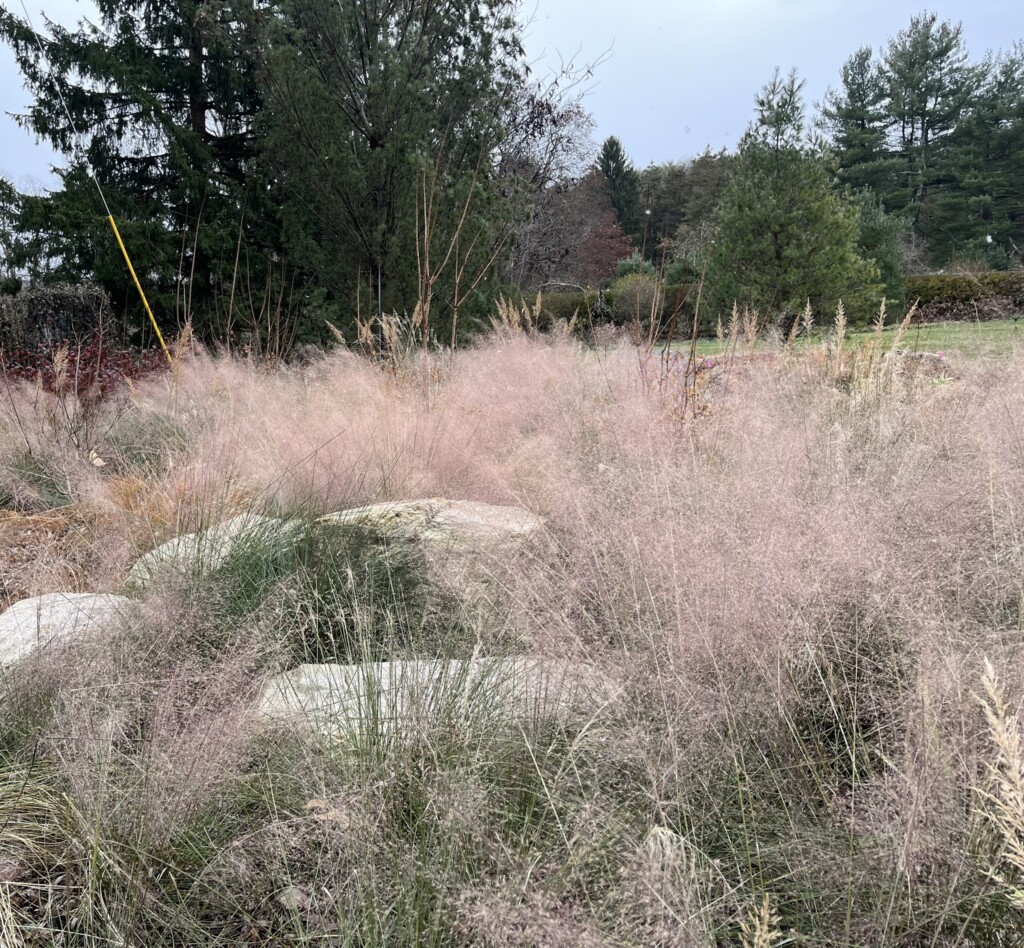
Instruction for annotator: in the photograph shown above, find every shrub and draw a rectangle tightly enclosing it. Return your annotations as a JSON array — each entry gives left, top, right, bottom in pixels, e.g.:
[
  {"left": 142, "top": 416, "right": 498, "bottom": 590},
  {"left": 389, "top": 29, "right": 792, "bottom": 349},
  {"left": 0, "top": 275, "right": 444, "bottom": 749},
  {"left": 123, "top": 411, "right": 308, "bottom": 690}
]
[
  {"left": 905, "top": 271, "right": 1024, "bottom": 323},
  {"left": 536, "top": 283, "right": 704, "bottom": 336},
  {"left": 906, "top": 271, "right": 1024, "bottom": 306},
  {"left": 0, "top": 282, "right": 111, "bottom": 350},
  {"left": 614, "top": 251, "right": 656, "bottom": 280},
  {"left": 609, "top": 272, "right": 661, "bottom": 328}
]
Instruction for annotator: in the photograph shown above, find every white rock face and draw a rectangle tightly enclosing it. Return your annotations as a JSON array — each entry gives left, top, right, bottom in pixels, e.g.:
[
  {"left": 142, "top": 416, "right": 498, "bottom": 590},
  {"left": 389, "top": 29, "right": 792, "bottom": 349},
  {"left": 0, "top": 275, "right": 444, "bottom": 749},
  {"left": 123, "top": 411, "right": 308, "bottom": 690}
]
[
  {"left": 319, "top": 499, "right": 542, "bottom": 546},
  {"left": 126, "top": 501, "right": 541, "bottom": 592},
  {"left": 0, "top": 593, "right": 132, "bottom": 666},
  {"left": 126, "top": 514, "right": 289, "bottom": 589},
  {"left": 256, "top": 657, "right": 619, "bottom": 738}
]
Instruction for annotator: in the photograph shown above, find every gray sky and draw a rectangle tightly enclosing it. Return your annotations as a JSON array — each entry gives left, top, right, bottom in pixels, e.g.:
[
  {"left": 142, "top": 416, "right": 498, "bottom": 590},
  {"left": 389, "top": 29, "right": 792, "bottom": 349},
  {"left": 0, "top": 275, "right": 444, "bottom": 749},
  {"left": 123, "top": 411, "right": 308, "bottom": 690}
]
[{"left": 2, "top": 0, "right": 1021, "bottom": 192}]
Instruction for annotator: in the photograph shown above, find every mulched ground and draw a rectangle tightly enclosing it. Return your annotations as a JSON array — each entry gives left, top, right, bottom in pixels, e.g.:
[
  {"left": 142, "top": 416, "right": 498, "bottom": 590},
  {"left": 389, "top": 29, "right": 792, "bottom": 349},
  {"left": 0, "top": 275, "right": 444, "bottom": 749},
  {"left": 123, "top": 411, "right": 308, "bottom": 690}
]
[
  {"left": 0, "top": 336, "right": 168, "bottom": 398},
  {"left": 0, "top": 508, "right": 110, "bottom": 611}
]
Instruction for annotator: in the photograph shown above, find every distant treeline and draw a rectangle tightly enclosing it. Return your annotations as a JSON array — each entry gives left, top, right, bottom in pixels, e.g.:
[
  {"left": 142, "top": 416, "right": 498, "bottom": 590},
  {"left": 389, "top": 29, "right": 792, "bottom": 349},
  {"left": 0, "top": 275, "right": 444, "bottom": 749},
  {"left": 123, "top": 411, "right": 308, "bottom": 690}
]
[{"left": 0, "top": 6, "right": 1020, "bottom": 349}]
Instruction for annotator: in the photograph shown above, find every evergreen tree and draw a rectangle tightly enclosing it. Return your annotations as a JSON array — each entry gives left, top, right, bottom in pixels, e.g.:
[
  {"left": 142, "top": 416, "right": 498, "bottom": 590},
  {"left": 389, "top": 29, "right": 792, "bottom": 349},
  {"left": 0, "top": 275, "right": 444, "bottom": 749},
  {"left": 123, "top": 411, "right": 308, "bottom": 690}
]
[
  {"left": 597, "top": 137, "right": 642, "bottom": 244},
  {"left": 850, "top": 189, "right": 909, "bottom": 310},
  {"left": 926, "top": 45, "right": 1024, "bottom": 265},
  {"left": 258, "top": 0, "right": 568, "bottom": 336},
  {"left": 820, "top": 46, "right": 899, "bottom": 195},
  {"left": 822, "top": 15, "right": 1021, "bottom": 267},
  {"left": 708, "top": 70, "right": 882, "bottom": 321},
  {"left": 0, "top": 1, "right": 274, "bottom": 338},
  {"left": 638, "top": 150, "right": 732, "bottom": 273},
  {"left": 880, "top": 14, "right": 981, "bottom": 231},
  {"left": 638, "top": 160, "right": 688, "bottom": 260},
  {"left": 678, "top": 148, "right": 733, "bottom": 226}
]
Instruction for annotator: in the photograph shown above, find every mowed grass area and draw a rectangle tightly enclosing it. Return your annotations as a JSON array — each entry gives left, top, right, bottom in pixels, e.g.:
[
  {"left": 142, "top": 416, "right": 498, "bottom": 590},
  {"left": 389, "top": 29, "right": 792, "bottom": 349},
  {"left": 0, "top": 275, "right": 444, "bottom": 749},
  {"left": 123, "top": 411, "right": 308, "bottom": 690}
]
[{"left": 685, "top": 317, "right": 1022, "bottom": 359}]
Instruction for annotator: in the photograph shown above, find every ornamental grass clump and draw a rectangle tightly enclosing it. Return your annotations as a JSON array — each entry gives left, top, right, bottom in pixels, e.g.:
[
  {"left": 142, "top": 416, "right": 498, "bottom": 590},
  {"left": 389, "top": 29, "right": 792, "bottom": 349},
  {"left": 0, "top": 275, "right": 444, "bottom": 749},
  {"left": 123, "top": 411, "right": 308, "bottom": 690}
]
[{"left": 0, "top": 317, "right": 1022, "bottom": 942}]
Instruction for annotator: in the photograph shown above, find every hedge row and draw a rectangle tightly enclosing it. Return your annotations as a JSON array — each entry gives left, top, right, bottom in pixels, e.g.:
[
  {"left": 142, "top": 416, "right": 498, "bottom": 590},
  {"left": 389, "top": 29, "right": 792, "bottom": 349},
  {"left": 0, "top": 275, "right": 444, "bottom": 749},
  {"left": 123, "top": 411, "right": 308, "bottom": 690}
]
[
  {"left": 535, "top": 272, "right": 1024, "bottom": 336},
  {"left": 906, "top": 272, "right": 1024, "bottom": 306},
  {"left": 535, "top": 284, "right": 718, "bottom": 333}
]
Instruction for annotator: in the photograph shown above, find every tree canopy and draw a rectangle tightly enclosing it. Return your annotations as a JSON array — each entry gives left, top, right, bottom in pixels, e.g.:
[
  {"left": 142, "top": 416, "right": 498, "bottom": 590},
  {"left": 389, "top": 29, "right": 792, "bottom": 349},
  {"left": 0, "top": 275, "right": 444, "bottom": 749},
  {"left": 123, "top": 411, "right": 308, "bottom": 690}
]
[
  {"left": 0, "top": 0, "right": 594, "bottom": 344},
  {"left": 1, "top": 7, "right": 1021, "bottom": 346},
  {"left": 821, "top": 14, "right": 1023, "bottom": 266},
  {"left": 0, "top": 0, "right": 272, "bottom": 340}
]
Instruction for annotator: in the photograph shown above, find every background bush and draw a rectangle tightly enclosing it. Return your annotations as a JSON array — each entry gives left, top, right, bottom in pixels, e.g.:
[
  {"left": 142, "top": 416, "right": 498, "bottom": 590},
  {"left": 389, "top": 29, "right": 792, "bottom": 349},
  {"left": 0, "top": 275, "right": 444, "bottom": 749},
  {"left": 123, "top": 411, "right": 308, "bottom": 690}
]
[
  {"left": 0, "top": 282, "right": 111, "bottom": 350},
  {"left": 906, "top": 272, "right": 1024, "bottom": 323}
]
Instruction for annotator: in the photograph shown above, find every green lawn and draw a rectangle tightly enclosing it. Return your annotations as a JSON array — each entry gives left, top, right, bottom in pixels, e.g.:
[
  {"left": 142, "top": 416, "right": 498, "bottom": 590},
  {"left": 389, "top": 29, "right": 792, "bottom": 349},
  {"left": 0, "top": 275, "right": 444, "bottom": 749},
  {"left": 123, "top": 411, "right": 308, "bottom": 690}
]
[{"left": 683, "top": 318, "right": 1022, "bottom": 360}]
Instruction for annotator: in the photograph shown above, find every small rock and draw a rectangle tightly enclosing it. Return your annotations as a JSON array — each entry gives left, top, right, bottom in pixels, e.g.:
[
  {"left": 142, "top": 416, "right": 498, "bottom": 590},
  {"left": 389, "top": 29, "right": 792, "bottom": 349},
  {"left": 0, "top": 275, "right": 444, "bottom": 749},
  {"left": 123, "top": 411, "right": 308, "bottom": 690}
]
[{"left": 276, "top": 885, "right": 310, "bottom": 913}]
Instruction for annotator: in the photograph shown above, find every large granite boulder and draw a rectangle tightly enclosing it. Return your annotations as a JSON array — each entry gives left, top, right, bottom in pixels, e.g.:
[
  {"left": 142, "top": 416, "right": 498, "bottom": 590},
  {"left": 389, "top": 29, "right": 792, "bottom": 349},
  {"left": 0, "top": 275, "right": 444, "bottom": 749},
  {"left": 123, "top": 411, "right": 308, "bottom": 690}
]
[
  {"left": 126, "top": 500, "right": 541, "bottom": 596},
  {"left": 256, "top": 657, "right": 619, "bottom": 739},
  {"left": 126, "top": 513, "right": 290, "bottom": 590},
  {"left": 321, "top": 499, "right": 543, "bottom": 609},
  {"left": 319, "top": 498, "right": 542, "bottom": 546},
  {"left": 0, "top": 592, "right": 132, "bottom": 666}
]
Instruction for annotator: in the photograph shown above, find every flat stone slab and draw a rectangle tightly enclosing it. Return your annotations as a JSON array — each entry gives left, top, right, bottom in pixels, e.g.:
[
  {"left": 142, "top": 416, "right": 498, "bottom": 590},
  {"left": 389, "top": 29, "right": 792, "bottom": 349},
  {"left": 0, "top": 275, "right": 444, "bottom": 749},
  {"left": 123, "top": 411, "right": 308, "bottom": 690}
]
[
  {"left": 319, "top": 499, "right": 542, "bottom": 546},
  {"left": 0, "top": 592, "right": 132, "bottom": 667},
  {"left": 126, "top": 513, "right": 289, "bottom": 589},
  {"left": 256, "top": 657, "right": 619, "bottom": 738}
]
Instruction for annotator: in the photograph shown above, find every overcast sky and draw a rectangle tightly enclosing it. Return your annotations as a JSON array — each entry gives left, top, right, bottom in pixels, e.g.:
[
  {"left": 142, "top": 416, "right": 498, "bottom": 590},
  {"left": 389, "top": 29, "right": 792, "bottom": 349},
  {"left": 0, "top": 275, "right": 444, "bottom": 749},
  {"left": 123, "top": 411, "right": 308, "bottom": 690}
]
[{"left": 2, "top": 0, "right": 1021, "bottom": 192}]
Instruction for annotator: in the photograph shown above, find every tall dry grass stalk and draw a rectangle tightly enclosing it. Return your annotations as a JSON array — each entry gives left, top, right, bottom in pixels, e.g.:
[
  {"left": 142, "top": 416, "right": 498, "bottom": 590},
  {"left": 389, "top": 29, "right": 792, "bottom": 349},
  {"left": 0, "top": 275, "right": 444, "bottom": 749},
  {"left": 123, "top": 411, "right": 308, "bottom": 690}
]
[{"left": 977, "top": 659, "right": 1024, "bottom": 910}]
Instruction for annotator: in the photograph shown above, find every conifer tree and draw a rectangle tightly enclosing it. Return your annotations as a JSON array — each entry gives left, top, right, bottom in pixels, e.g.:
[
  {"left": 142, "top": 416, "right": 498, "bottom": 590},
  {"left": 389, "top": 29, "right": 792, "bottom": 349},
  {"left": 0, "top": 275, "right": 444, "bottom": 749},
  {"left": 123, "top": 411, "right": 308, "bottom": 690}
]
[
  {"left": 820, "top": 46, "right": 899, "bottom": 196},
  {"left": 0, "top": 1, "right": 272, "bottom": 336},
  {"left": 708, "top": 70, "right": 882, "bottom": 321},
  {"left": 597, "top": 136, "right": 642, "bottom": 244},
  {"left": 258, "top": 0, "right": 529, "bottom": 329}
]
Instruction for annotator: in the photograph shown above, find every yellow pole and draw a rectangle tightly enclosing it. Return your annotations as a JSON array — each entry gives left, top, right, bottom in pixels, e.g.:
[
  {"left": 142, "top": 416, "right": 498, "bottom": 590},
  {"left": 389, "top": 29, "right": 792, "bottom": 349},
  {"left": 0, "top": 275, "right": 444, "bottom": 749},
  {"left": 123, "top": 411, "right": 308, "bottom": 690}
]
[{"left": 107, "top": 215, "right": 172, "bottom": 363}]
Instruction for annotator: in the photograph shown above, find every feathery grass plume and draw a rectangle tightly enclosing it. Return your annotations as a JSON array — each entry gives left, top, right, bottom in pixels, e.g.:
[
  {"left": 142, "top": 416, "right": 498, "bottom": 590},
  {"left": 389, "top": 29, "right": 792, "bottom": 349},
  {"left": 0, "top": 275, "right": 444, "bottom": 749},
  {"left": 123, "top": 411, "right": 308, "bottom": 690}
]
[
  {"left": 891, "top": 302, "right": 916, "bottom": 353},
  {"left": 355, "top": 311, "right": 375, "bottom": 349},
  {"left": 858, "top": 299, "right": 889, "bottom": 378},
  {"left": 50, "top": 344, "right": 69, "bottom": 396},
  {"left": 976, "top": 658, "right": 1024, "bottom": 910},
  {"left": 739, "top": 894, "right": 784, "bottom": 947},
  {"left": 411, "top": 299, "right": 425, "bottom": 333},
  {"left": 169, "top": 318, "right": 194, "bottom": 390},
  {"left": 833, "top": 300, "right": 847, "bottom": 351},
  {"left": 491, "top": 293, "right": 542, "bottom": 335},
  {"left": 716, "top": 314, "right": 724, "bottom": 343},
  {"left": 171, "top": 318, "right": 194, "bottom": 362},
  {"left": 872, "top": 299, "right": 888, "bottom": 338},
  {"left": 380, "top": 313, "right": 403, "bottom": 352},
  {"left": 323, "top": 319, "right": 346, "bottom": 345},
  {"left": 825, "top": 300, "right": 848, "bottom": 385},
  {"left": 801, "top": 298, "right": 814, "bottom": 339},
  {"left": 786, "top": 301, "right": 806, "bottom": 348},
  {"left": 741, "top": 306, "right": 759, "bottom": 346},
  {"left": 727, "top": 302, "right": 740, "bottom": 345}
]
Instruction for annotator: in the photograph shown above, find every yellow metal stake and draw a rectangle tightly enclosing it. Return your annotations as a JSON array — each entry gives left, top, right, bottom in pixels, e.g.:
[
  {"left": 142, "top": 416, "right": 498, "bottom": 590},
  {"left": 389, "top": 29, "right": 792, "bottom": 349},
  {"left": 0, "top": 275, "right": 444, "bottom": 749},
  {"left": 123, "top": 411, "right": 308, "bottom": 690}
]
[
  {"left": 14, "top": 0, "right": 172, "bottom": 365},
  {"left": 107, "top": 215, "right": 172, "bottom": 364}
]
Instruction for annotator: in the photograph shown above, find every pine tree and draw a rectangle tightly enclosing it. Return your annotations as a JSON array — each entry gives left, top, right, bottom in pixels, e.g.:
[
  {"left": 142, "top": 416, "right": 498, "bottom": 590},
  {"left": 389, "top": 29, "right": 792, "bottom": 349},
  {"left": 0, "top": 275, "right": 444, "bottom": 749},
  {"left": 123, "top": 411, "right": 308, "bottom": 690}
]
[
  {"left": 821, "top": 15, "right": 1016, "bottom": 267},
  {"left": 0, "top": 1, "right": 273, "bottom": 337},
  {"left": 926, "top": 45, "right": 1024, "bottom": 265},
  {"left": 820, "top": 46, "right": 900, "bottom": 196},
  {"left": 880, "top": 14, "right": 981, "bottom": 232},
  {"left": 259, "top": 0, "right": 571, "bottom": 335},
  {"left": 597, "top": 137, "right": 642, "bottom": 245},
  {"left": 708, "top": 70, "right": 882, "bottom": 321}
]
